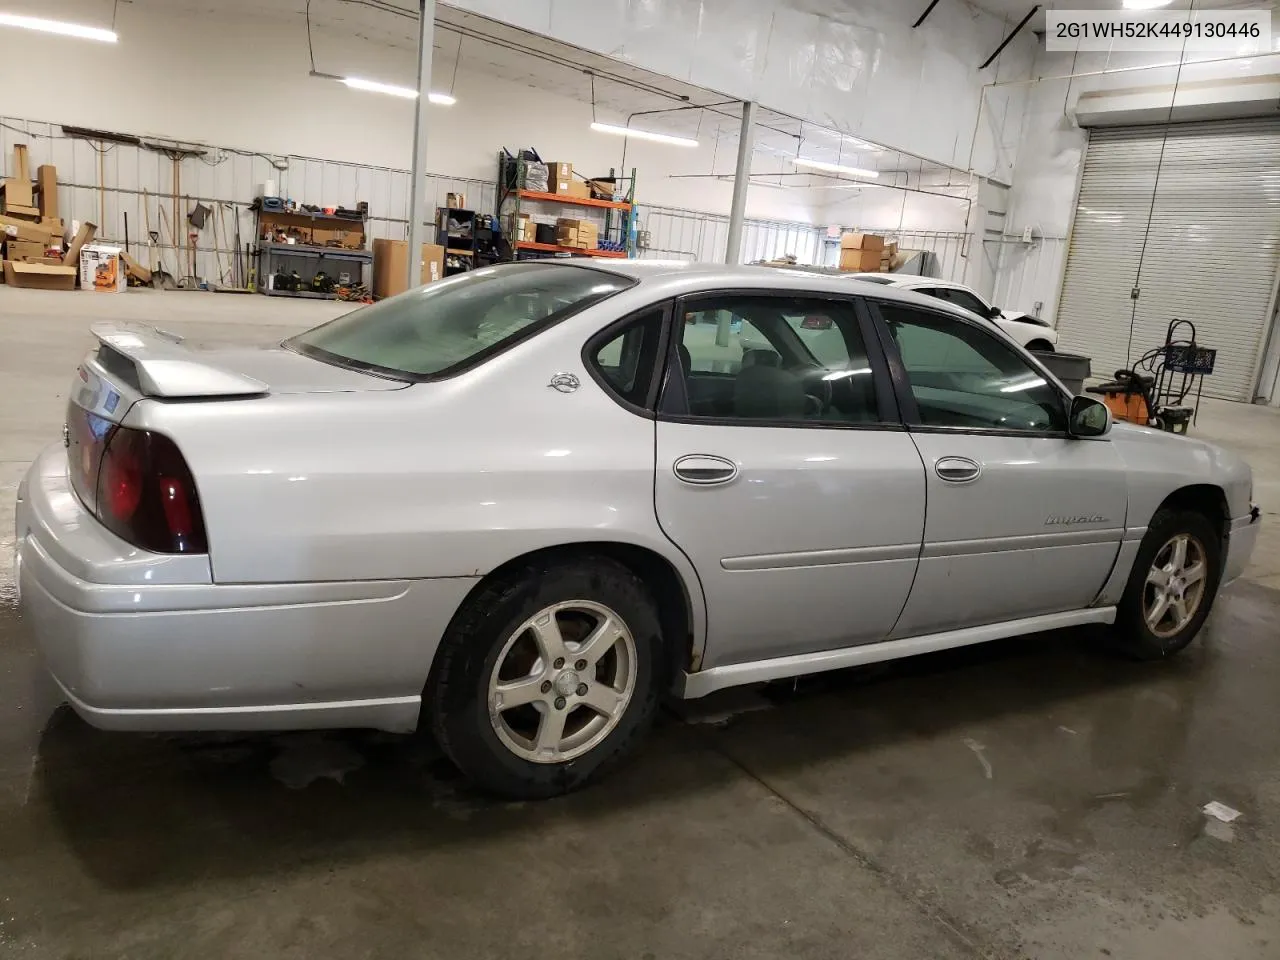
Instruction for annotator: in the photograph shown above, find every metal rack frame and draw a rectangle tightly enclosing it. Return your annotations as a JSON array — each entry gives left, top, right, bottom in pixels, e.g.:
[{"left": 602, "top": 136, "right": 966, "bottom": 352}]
[{"left": 496, "top": 153, "right": 637, "bottom": 259}]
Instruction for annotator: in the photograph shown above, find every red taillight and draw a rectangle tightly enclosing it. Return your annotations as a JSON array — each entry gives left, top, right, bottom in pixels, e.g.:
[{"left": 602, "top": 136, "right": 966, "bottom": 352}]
[
  {"left": 101, "top": 429, "right": 143, "bottom": 521},
  {"left": 95, "top": 426, "right": 208, "bottom": 554},
  {"left": 158, "top": 475, "right": 196, "bottom": 540}
]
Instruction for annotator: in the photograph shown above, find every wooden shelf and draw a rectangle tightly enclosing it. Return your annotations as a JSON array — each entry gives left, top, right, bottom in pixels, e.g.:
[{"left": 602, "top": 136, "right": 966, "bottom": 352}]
[
  {"left": 518, "top": 190, "right": 632, "bottom": 211},
  {"left": 447, "top": 248, "right": 474, "bottom": 256},
  {"left": 516, "top": 241, "right": 628, "bottom": 259}
]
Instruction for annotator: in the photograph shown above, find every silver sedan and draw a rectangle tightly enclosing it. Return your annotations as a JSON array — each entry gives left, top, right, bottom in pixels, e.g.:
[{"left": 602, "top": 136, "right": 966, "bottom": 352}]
[{"left": 15, "top": 261, "right": 1260, "bottom": 798}]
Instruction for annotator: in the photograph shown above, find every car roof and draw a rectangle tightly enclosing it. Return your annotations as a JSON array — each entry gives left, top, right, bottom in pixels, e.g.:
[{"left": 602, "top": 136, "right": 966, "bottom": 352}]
[
  {"left": 570, "top": 260, "right": 980, "bottom": 324},
  {"left": 841, "top": 273, "right": 971, "bottom": 293}
]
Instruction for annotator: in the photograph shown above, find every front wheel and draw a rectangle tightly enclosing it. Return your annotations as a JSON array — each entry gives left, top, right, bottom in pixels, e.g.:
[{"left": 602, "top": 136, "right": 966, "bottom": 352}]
[
  {"left": 428, "top": 556, "right": 664, "bottom": 799},
  {"left": 1111, "top": 509, "right": 1222, "bottom": 659}
]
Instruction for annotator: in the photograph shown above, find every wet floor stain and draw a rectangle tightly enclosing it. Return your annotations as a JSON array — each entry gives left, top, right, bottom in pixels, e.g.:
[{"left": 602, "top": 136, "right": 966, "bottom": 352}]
[{"left": 1, "top": 582, "right": 1280, "bottom": 957}]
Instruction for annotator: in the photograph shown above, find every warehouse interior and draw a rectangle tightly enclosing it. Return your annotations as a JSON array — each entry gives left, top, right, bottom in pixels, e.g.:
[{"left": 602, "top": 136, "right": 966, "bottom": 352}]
[{"left": 3, "top": 0, "right": 1280, "bottom": 956}]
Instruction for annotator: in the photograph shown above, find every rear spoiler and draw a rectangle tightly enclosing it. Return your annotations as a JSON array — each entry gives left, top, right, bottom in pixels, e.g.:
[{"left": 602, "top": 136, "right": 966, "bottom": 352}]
[{"left": 89, "top": 322, "right": 268, "bottom": 399}]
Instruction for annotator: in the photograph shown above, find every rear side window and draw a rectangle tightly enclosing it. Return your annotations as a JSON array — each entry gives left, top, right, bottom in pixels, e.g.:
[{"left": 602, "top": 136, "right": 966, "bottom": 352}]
[
  {"left": 668, "top": 294, "right": 880, "bottom": 425},
  {"left": 287, "top": 263, "right": 632, "bottom": 380},
  {"left": 590, "top": 309, "right": 666, "bottom": 409}
]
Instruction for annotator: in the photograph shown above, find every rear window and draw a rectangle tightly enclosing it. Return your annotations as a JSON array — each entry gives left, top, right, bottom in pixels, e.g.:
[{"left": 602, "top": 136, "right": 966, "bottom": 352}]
[{"left": 286, "top": 263, "right": 633, "bottom": 380}]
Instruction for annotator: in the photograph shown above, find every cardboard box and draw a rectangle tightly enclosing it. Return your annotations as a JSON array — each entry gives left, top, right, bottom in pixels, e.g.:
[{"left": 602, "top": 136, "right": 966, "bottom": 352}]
[
  {"left": 2, "top": 204, "right": 39, "bottom": 220},
  {"left": 3, "top": 260, "right": 76, "bottom": 290},
  {"left": 372, "top": 238, "right": 446, "bottom": 299},
  {"left": 547, "top": 162, "right": 572, "bottom": 182},
  {"left": 445, "top": 192, "right": 465, "bottom": 209},
  {"left": 555, "top": 217, "right": 598, "bottom": 249},
  {"left": 840, "top": 232, "right": 886, "bottom": 252},
  {"left": 64, "top": 221, "right": 98, "bottom": 276},
  {"left": 0, "top": 214, "right": 59, "bottom": 244},
  {"left": 509, "top": 214, "right": 537, "bottom": 244},
  {"left": 36, "top": 165, "right": 57, "bottom": 219},
  {"left": 1, "top": 143, "right": 33, "bottom": 209},
  {"left": 588, "top": 179, "right": 618, "bottom": 201},
  {"left": 839, "top": 248, "right": 883, "bottom": 272},
  {"left": 4, "top": 239, "right": 49, "bottom": 262},
  {"left": 563, "top": 180, "right": 592, "bottom": 200},
  {"left": 121, "top": 251, "right": 152, "bottom": 285},
  {"left": 80, "top": 244, "right": 127, "bottom": 293}
]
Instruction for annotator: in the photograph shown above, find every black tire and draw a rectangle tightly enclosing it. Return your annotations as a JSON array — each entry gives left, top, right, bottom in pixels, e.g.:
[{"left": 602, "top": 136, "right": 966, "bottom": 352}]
[
  {"left": 428, "top": 555, "right": 664, "bottom": 799},
  {"left": 1111, "top": 509, "right": 1223, "bottom": 660},
  {"left": 1026, "top": 339, "right": 1055, "bottom": 353}
]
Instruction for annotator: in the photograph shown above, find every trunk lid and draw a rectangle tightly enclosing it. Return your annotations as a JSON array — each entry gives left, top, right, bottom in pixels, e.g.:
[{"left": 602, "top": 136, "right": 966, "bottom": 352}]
[
  {"left": 65, "top": 322, "right": 405, "bottom": 516},
  {"left": 89, "top": 322, "right": 407, "bottom": 398}
]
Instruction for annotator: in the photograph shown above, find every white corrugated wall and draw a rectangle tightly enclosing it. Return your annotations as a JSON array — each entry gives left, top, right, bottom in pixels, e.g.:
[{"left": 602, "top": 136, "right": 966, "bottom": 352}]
[{"left": 3, "top": 115, "right": 974, "bottom": 292}]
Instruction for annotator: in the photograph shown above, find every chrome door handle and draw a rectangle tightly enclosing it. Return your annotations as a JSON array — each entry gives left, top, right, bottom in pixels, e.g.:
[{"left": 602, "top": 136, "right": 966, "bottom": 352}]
[
  {"left": 673, "top": 454, "right": 739, "bottom": 486},
  {"left": 935, "top": 456, "right": 981, "bottom": 483}
]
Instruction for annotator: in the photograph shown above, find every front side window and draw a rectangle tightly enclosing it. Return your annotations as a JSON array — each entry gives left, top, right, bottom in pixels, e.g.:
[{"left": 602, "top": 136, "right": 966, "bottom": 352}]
[
  {"left": 669, "top": 295, "right": 879, "bottom": 424},
  {"left": 877, "top": 303, "right": 1065, "bottom": 433},
  {"left": 288, "top": 263, "right": 632, "bottom": 379}
]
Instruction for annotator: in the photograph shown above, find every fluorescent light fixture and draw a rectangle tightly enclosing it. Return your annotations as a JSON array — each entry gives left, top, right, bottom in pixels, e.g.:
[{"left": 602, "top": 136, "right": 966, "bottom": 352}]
[
  {"left": 338, "top": 77, "right": 456, "bottom": 103},
  {"left": 0, "top": 12, "right": 117, "bottom": 42},
  {"left": 792, "top": 157, "right": 880, "bottom": 179},
  {"left": 1122, "top": 0, "right": 1173, "bottom": 8},
  {"left": 342, "top": 77, "right": 417, "bottom": 98},
  {"left": 590, "top": 121, "right": 699, "bottom": 148}
]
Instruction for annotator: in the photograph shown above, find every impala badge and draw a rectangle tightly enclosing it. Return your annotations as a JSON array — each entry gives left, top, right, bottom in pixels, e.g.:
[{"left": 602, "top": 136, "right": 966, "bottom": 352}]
[
  {"left": 1045, "top": 515, "right": 1106, "bottom": 526},
  {"left": 548, "top": 373, "right": 580, "bottom": 393}
]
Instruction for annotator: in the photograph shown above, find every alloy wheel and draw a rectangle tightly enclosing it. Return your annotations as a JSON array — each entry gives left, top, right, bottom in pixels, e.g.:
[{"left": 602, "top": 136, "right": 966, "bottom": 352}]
[
  {"left": 1143, "top": 533, "right": 1208, "bottom": 639},
  {"left": 487, "top": 600, "right": 637, "bottom": 763}
]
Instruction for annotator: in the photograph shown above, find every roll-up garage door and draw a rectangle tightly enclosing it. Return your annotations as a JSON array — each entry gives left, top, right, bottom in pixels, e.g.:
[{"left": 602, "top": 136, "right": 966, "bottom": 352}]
[{"left": 1056, "top": 119, "right": 1280, "bottom": 401}]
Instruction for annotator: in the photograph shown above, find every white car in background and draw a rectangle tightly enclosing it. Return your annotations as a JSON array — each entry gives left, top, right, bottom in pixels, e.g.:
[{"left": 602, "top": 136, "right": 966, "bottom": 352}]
[{"left": 844, "top": 275, "right": 1059, "bottom": 352}]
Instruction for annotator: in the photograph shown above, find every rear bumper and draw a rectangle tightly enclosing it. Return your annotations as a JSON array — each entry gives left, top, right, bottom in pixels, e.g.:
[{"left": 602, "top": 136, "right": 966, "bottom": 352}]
[
  {"left": 16, "top": 444, "right": 478, "bottom": 733},
  {"left": 1223, "top": 505, "right": 1261, "bottom": 587}
]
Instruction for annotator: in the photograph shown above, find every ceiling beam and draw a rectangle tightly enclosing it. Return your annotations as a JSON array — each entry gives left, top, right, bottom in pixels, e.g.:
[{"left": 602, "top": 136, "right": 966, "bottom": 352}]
[
  {"left": 912, "top": 0, "right": 943, "bottom": 29},
  {"left": 979, "top": 4, "right": 1039, "bottom": 71}
]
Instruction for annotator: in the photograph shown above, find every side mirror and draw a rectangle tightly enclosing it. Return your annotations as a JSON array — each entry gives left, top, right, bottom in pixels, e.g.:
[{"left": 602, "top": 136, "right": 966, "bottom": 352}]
[
  {"left": 988, "top": 305, "right": 1003, "bottom": 320},
  {"left": 1068, "top": 395, "right": 1111, "bottom": 438}
]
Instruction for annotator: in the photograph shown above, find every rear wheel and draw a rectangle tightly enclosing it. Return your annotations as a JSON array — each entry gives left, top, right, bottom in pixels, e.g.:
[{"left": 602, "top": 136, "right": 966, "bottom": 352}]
[
  {"left": 428, "top": 556, "right": 663, "bottom": 799},
  {"left": 1112, "top": 509, "right": 1222, "bottom": 659}
]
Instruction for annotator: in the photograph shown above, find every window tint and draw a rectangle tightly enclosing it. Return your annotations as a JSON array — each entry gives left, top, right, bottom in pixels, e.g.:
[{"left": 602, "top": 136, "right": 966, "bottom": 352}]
[
  {"left": 591, "top": 309, "right": 665, "bottom": 408},
  {"left": 288, "top": 263, "right": 632, "bottom": 379},
  {"left": 670, "top": 295, "right": 879, "bottom": 424},
  {"left": 878, "top": 303, "right": 1065, "bottom": 433}
]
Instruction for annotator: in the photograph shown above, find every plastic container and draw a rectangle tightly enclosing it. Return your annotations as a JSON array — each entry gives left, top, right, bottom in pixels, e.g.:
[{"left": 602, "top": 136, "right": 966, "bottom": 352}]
[{"left": 1032, "top": 351, "right": 1092, "bottom": 396}]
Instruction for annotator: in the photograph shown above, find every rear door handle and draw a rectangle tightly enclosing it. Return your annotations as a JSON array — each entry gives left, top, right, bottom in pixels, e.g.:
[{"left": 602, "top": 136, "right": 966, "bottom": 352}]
[
  {"left": 935, "top": 456, "right": 981, "bottom": 484},
  {"left": 673, "top": 454, "right": 739, "bottom": 486}
]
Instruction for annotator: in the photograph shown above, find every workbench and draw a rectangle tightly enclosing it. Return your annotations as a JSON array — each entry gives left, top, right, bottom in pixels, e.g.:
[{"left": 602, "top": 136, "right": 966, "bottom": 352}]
[{"left": 257, "top": 242, "right": 373, "bottom": 299}]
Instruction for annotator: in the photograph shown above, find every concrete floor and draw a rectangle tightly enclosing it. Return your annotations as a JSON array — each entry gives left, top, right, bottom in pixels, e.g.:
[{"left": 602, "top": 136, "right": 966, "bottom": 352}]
[{"left": 2, "top": 285, "right": 1280, "bottom": 958}]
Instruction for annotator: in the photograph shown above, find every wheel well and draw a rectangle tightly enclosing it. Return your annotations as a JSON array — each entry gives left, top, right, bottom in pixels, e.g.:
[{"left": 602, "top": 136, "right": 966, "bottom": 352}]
[
  {"left": 468, "top": 542, "right": 697, "bottom": 678},
  {"left": 1158, "top": 485, "right": 1228, "bottom": 538}
]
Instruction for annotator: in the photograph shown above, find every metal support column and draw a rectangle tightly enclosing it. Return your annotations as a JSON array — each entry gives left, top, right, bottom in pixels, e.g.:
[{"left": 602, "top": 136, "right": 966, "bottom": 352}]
[
  {"left": 724, "top": 100, "right": 756, "bottom": 267},
  {"left": 406, "top": 0, "right": 437, "bottom": 290},
  {"left": 720, "top": 101, "right": 756, "bottom": 347}
]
